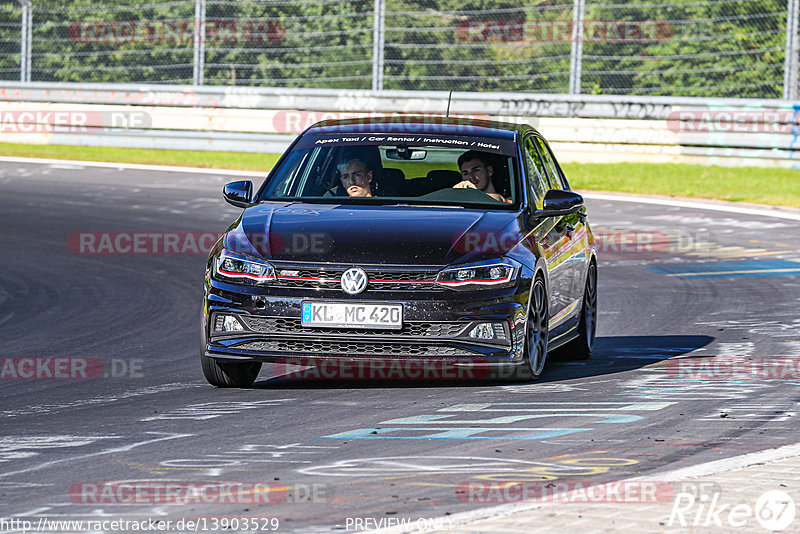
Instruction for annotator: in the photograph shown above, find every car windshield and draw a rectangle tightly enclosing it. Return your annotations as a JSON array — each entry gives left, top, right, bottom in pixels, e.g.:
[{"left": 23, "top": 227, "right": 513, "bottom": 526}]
[{"left": 257, "top": 132, "right": 519, "bottom": 208}]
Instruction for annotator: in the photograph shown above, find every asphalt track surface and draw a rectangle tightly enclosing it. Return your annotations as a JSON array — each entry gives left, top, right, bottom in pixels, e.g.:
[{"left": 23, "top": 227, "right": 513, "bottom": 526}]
[{"left": 1, "top": 161, "right": 800, "bottom": 533}]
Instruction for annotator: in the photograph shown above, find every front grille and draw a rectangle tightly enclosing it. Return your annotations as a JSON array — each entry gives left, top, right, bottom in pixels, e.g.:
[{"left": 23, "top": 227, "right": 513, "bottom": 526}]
[
  {"left": 239, "top": 316, "right": 468, "bottom": 338},
  {"left": 235, "top": 339, "right": 472, "bottom": 356},
  {"left": 271, "top": 266, "right": 441, "bottom": 292}
]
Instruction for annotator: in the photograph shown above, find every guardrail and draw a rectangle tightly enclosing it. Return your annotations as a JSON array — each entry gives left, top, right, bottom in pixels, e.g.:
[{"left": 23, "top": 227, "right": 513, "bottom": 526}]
[{"left": 1, "top": 82, "right": 799, "bottom": 168}]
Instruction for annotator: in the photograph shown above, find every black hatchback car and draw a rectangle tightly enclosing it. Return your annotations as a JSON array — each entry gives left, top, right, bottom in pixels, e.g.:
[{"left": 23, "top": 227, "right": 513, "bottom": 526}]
[{"left": 201, "top": 117, "right": 597, "bottom": 387}]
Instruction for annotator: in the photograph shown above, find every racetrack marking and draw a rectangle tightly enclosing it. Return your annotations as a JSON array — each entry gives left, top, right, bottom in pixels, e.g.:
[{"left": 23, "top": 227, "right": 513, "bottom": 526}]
[
  {"left": 0, "top": 382, "right": 204, "bottom": 419},
  {"left": 365, "top": 442, "right": 800, "bottom": 533},
  {"left": 48, "top": 163, "right": 86, "bottom": 170},
  {"left": 648, "top": 259, "right": 800, "bottom": 279},
  {"left": 0, "top": 155, "right": 261, "bottom": 177},
  {"left": 695, "top": 402, "right": 799, "bottom": 422},
  {"left": 717, "top": 342, "right": 755, "bottom": 357},
  {"left": 603, "top": 346, "right": 703, "bottom": 360},
  {"left": 412, "top": 451, "right": 641, "bottom": 488},
  {"left": 617, "top": 375, "right": 776, "bottom": 400},
  {"left": 581, "top": 192, "right": 800, "bottom": 222},
  {"left": 297, "top": 457, "right": 574, "bottom": 478},
  {"left": 319, "top": 402, "right": 673, "bottom": 441},
  {"left": 161, "top": 457, "right": 314, "bottom": 468},
  {"left": 321, "top": 427, "right": 588, "bottom": 440},
  {"left": 0, "top": 435, "right": 120, "bottom": 463},
  {"left": 437, "top": 402, "right": 673, "bottom": 411},
  {"left": 0, "top": 432, "right": 191, "bottom": 479},
  {"left": 696, "top": 318, "right": 800, "bottom": 337},
  {"left": 668, "top": 267, "right": 800, "bottom": 277},
  {"left": 139, "top": 399, "right": 295, "bottom": 421},
  {"left": 0, "top": 481, "right": 53, "bottom": 488},
  {"left": 11, "top": 503, "right": 175, "bottom": 519},
  {"left": 681, "top": 240, "right": 797, "bottom": 259},
  {"left": 153, "top": 443, "right": 340, "bottom": 474},
  {"left": 645, "top": 213, "right": 789, "bottom": 229},
  {"left": 478, "top": 383, "right": 590, "bottom": 393},
  {"left": 236, "top": 443, "right": 339, "bottom": 451}
]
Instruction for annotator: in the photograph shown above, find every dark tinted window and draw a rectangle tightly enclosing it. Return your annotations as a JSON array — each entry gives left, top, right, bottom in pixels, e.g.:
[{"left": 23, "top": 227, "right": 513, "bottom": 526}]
[
  {"left": 259, "top": 140, "right": 519, "bottom": 208},
  {"left": 535, "top": 137, "right": 568, "bottom": 190},
  {"left": 523, "top": 137, "right": 548, "bottom": 207}
]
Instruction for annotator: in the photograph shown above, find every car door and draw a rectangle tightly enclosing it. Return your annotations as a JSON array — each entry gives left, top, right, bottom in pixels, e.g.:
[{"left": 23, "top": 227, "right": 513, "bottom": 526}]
[
  {"left": 535, "top": 136, "right": 587, "bottom": 308},
  {"left": 522, "top": 135, "right": 572, "bottom": 322}
]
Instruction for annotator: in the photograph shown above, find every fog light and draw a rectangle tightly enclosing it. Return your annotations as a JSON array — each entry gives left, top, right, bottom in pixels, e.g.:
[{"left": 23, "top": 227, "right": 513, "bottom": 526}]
[
  {"left": 215, "top": 314, "right": 244, "bottom": 332},
  {"left": 469, "top": 323, "right": 496, "bottom": 339}
]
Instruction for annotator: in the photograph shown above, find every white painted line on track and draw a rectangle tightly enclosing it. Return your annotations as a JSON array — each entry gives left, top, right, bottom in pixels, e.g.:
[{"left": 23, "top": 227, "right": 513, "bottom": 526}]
[
  {"left": 369, "top": 441, "right": 800, "bottom": 533},
  {"left": 0, "top": 156, "right": 263, "bottom": 177},
  {"left": 0, "top": 432, "right": 192, "bottom": 479},
  {"left": 581, "top": 192, "right": 800, "bottom": 222},
  {"left": 0, "top": 383, "right": 204, "bottom": 419}
]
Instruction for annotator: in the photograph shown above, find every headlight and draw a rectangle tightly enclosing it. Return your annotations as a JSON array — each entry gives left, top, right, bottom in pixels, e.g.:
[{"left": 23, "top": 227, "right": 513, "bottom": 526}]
[
  {"left": 436, "top": 258, "right": 519, "bottom": 289},
  {"left": 213, "top": 249, "right": 275, "bottom": 285}
]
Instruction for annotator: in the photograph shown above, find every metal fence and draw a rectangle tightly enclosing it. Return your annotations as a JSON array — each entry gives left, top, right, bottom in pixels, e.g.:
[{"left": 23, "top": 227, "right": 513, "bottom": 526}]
[{"left": 0, "top": 0, "right": 798, "bottom": 99}]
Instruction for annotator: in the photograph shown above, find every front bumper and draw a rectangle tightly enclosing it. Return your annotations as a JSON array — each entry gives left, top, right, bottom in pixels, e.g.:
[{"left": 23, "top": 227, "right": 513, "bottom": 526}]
[{"left": 202, "top": 273, "right": 531, "bottom": 368}]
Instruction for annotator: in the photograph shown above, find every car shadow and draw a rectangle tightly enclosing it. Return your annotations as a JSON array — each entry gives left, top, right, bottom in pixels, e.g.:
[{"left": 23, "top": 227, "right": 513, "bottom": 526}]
[
  {"left": 251, "top": 334, "right": 714, "bottom": 389},
  {"left": 540, "top": 334, "right": 714, "bottom": 383}
]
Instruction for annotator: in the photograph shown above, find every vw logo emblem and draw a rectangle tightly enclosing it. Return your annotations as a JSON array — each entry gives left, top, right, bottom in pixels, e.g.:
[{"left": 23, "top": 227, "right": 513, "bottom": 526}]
[{"left": 341, "top": 267, "right": 368, "bottom": 295}]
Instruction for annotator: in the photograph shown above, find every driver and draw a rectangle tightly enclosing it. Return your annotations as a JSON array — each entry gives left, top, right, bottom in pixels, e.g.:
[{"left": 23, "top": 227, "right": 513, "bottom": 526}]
[
  {"left": 338, "top": 157, "right": 374, "bottom": 197},
  {"left": 454, "top": 150, "right": 509, "bottom": 203}
]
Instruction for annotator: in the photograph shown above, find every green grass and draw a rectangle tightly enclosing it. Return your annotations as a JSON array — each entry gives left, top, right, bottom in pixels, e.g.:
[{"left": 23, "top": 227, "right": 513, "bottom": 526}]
[
  {"left": 561, "top": 162, "right": 800, "bottom": 208},
  {"left": 2, "top": 143, "right": 799, "bottom": 208}
]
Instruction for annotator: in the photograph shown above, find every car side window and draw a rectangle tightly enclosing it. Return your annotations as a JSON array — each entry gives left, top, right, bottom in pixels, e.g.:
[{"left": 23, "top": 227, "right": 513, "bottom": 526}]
[
  {"left": 535, "top": 137, "right": 568, "bottom": 190},
  {"left": 523, "top": 137, "right": 548, "bottom": 208}
]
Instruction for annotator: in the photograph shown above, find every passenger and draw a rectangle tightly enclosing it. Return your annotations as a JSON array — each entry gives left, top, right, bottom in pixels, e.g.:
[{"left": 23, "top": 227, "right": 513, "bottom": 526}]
[
  {"left": 338, "top": 157, "right": 374, "bottom": 197},
  {"left": 454, "top": 150, "right": 510, "bottom": 203}
]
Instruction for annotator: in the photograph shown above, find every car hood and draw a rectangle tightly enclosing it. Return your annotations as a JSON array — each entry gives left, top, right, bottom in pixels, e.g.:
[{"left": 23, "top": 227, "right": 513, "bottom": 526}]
[{"left": 225, "top": 203, "right": 523, "bottom": 265}]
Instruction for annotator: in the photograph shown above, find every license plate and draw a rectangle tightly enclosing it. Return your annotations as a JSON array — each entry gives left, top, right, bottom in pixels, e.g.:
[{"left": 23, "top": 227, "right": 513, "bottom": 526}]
[{"left": 301, "top": 302, "right": 403, "bottom": 330}]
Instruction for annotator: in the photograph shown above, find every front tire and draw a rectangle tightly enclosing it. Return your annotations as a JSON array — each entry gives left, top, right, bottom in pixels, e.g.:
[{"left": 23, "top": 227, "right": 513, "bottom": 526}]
[
  {"left": 515, "top": 275, "right": 549, "bottom": 381},
  {"left": 200, "top": 354, "right": 262, "bottom": 388},
  {"left": 200, "top": 314, "right": 261, "bottom": 388}
]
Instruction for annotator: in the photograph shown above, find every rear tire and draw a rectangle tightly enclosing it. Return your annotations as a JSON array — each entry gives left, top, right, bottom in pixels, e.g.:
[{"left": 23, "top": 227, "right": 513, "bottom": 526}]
[
  {"left": 560, "top": 260, "right": 597, "bottom": 360},
  {"left": 515, "top": 275, "right": 549, "bottom": 382}
]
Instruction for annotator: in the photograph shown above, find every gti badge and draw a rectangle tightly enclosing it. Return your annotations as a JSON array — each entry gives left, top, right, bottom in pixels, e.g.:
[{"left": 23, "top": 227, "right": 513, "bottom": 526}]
[{"left": 341, "top": 267, "right": 368, "bottom": 295}]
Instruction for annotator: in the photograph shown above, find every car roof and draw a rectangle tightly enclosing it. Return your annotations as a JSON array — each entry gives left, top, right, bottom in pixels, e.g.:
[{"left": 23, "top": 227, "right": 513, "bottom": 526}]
[{"left": 305, "top": 115, "right": 536, "bottom": 140}]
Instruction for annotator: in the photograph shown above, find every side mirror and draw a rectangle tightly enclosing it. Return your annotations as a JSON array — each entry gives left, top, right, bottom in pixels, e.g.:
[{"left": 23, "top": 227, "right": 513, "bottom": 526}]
[
  {"left": 529, "top": 189, "right": 583, "bottom": 224},
  {"left": 223, "top": 180, "right": 253, "bottom": 208}
]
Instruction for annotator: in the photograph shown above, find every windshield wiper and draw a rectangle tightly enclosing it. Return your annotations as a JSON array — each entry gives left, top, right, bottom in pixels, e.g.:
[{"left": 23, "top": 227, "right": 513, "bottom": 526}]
[{"left": 390, "top": 203, "right": 464, "bottom": 208}]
